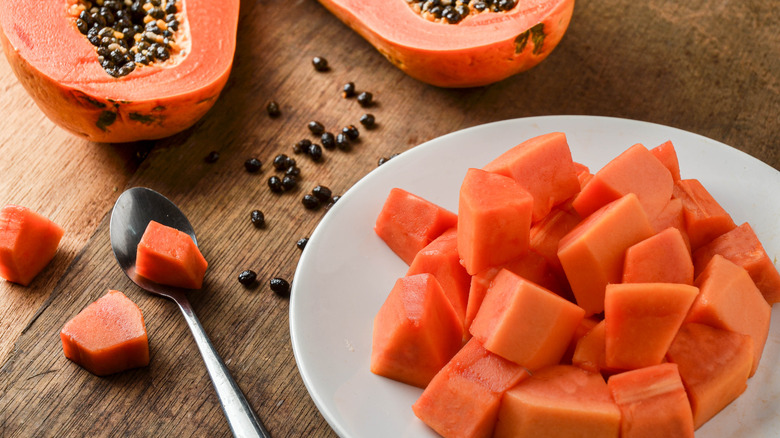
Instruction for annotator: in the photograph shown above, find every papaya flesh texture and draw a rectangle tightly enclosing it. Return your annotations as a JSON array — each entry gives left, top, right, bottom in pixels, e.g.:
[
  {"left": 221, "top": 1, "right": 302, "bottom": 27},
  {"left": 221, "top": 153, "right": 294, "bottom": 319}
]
[
  {"left": 0, "top": 0, "right": 239, "bottom": 143},
  {"left": 315, "top": 0, "right": 575, "bottom": 87}
]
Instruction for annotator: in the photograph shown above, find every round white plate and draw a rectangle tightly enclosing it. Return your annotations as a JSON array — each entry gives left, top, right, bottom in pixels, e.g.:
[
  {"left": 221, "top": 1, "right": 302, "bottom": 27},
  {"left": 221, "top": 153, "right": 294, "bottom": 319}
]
[{"left": 289, "top": 115, "right": 780, "bottom": 438}]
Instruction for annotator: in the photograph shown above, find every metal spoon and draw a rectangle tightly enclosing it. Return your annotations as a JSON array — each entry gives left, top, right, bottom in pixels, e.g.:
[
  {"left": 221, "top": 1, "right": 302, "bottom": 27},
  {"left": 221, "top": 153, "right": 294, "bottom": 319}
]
[{"left": 109, "top": 187, "right": 270, "bottom": 438}]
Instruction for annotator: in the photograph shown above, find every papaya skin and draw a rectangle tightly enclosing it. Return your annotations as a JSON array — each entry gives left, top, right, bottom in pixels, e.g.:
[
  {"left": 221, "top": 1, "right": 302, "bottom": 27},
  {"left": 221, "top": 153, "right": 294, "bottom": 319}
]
[
  {"left": 0, "top": 0, "right": 239, "bottom": 143},
  {"left": 317, "top": 0, "right": 575, "bottom": 88}
]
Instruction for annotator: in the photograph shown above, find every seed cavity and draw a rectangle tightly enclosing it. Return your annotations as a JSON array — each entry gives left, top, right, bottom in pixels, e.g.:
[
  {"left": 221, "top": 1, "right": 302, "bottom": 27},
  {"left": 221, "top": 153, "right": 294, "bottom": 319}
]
[
  {"left": 70, "top": 0, "right": 187, "bottom": 78},
  {"left": 406, "top": 0, "right": 515, "bottom": 24}
]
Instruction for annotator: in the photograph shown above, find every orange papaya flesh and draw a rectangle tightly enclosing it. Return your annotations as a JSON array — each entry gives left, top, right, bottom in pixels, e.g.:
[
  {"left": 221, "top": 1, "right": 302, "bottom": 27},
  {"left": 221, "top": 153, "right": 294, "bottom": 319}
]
[
  {"left": 604, "top": 282, "right": 699, "bottom": 370},
  {"left": 571, "top": 320, "right": 622, "bottom": 377},
  {"left": 686, "top": 254, "right": 771, "bottom": 376},
  {"left": 375, "top": 187, "right": 458, "bottom": 265},
  {"left": 135, "top": 220, "right": 208, "bottom": 289},
  {"left": 571, "top": 143, "right": 674, "bottom": 220},
  {"left": 412, "top": 337, "right": 530, "bottom": 438},
  {"left": 407, "top": 228, "right": 471, "bottom": 333},
  {"left": 557, "top": 193, "right": 655, "bottom": 316},
  {"left": 482, "top": 132, "right": 581, "bottom": 222},
  {"left": 315, "top": 0, "right": 575, "bottom": 87},
  {"left": 650, "top": 140, "right": 682, "bottom": 181},
  {"left": 457, "top": 168, "right": 533, "bottom": 275},
  {"left": 469, "top": 269, "right": 585, "bottom": 370},
  {"left": 60, "top": 290, "right": 149, "bottom": 376},
  {"left": 0, "top": 0, "right": 239, "bottom": 143},
  {"left": 529, "top": 202, "right": 582, "bottom": 277},
  {"left": 0, "top": 204, "right": 64, "bottom": 286},
  {"left": 494, "top": 365, "right": 620, "bottom": 438},
  {"left": 650, "top": 197, "right": 691, "bottom": 251},
  {"left": 561, "top": 315, "right": 599, "bottom": 366},
  {"left": 672, "top": 179, "right": 737, "bottom": 251},
  {"left": 666, "top": 322, "right": 753, "bottom": 429},
  {"left": 622, "top": 227, "right": 694, "bottom": 285},
  {"left": 464, "top": 250, "right": 568, "bottom": 335},
  {"left": 371, "top": 273, "right": 463, "bottom": 388},
  {"left": 607, "top": 363, "right": 695, "bottom": 438},
  {"left": 692, "top": 222, "right": 780, "bottom": 305}
]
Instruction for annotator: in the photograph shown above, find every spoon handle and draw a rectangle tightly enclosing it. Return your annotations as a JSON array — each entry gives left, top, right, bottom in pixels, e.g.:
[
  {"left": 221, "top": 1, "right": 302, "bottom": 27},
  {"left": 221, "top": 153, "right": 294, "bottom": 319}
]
[{"left": 173, "top": 293, "right": 272, "bottom": 438}]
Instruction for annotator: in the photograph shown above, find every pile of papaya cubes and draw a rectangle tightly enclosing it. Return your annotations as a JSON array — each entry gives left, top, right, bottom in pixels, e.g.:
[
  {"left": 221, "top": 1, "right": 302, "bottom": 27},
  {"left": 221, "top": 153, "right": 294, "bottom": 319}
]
[{"left": 371, "top": 132, "right": 780, "bottom": 437}]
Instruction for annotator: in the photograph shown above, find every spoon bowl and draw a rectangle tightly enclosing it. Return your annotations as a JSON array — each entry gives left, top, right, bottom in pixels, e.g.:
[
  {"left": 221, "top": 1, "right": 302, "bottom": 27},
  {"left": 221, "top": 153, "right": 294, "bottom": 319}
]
[{"left": 110, "top": 187, "right": 270, "bottom": 438}]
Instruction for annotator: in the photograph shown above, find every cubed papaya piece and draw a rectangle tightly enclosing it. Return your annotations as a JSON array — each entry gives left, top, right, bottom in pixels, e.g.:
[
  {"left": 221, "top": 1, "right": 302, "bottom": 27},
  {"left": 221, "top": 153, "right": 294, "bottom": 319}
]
[
  {"left": 374, "top": 188, "right": 457, "bottom": 265},
  {"left": 622, "top": 227, "right": 694, "bottom": 285},
  {"left": 607, "top": 363, "right": 695, "bottom": 438},
  {"left": 692, "top": 222, "right": 780, "bottom": 305},
  {"left": 0, "top": 204, "right": 64, "bottom": 286},
  {"left": 407, "top": 228, "right": 471, "bottom": 331},
  {"left": 561, "top": 315, "right": 600, "bottom": 366},
  {"left": 685, "top": 254, "right": 770, "bottom": 376},
  {"left": 558, "top": 193, "right": 655, "bottom": 315},
  {"left": 482, "top": 132, "right": 581, "bottom": 222},
  {"left": 370, "top": 273, "right": 463, "bottom": 388},
  {"left": 457, "top": 168, "right": 533, "bottom": 275},
  {"left": 529, "top": 203, "right": 582, "bottom": 277},
  {"left": 573, "top": 161, "right": 594, "bottom": 189},
  {"left": 494, "top": 365, "right": 620, "bottom": 438},
  {"left": 571, "top": 143, "right": 673, "bottom": 220},
  {"left": 465, "top": 250, "right": 567, "bottom": 334},
  {"left": 650, "top": 198, "right": 691, "bottom": 251},
  {"left": 60, "top": 290, "right": 149, "bottom": 376},
  {"left": 666, "top": 323, "right": 753, "bottom": 429},
  {"left": 136, "top": 220, "right": 208, "bottom": 289},
  {"left": 571, "top": 320, "right": 621, "bottom": 377},
  {"left": 469, "top": 269, "right": 585, "bottom": 370},
  {"left": 650, "top": 140, "right": 682, "bottom": 181},
  {"left": 604, "top": 283, "right": 698, "bottom": 370},
  {"left": 672, "top": 179, "right": 736, "bottom": 251},
  {"left": 412, "top": 338, "right": 530, "bottom": 438}
]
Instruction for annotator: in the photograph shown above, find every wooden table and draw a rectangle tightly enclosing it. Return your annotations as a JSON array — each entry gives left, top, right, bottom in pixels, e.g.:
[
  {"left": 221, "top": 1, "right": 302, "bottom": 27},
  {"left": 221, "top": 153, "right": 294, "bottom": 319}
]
[{"left": 0, "top": 0, "right": 777, "bottom": 436}]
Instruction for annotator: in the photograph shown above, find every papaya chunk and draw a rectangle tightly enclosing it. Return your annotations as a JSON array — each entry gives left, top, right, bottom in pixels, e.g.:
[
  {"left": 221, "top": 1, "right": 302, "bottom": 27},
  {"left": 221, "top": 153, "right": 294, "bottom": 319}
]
[
  {"left": 482, "top": 132, "right": 581, "bottom": 222},
  {"left": 374, "top": 187, "right": 458, "bottom": 265},
  {"left": 529, "top": 202, "right": 582, "bottom": 277},
  {"left": 135, "top": 220, "right": 208, "bottom": 289},
  {"left": 622, "top": 227, "right": 694, "bottom": 285},
  {"left": 571, "top": 320, "right": 621, "bottom": 376},
  {"left": 407, "top": 228, "right": 471, "bottom": 331},
  {"left": 558, "top": 193, "right": 655, "bottom": 315},
  {"left": 469, "top": 269, "right": 585, "bottom": 370},
  {"left": 561, "top": 315, "right": 600, "bottom": 366},
  {"left": 370, "top": 273, "right": 463, "bottom": 388},
  {"left": 604, "top": 282, "right": 698, "bottom": 370},
  {"left": 692, "top": 222, "right": 780, "bottom": 305},
  {"left": 607, "top": 363, "right": 695, "bottom": 438},
  {"left": 685, "top": 254, "right": 771, "bottom": 376},
  {"left": 60, "top": 290, "right": 149, "bottom": 376},
  {"left": 0, "top": 204, "right": 64, "bottom": 286},
  {"left": 673, "top": 178, "right": 737, "bottom": 250},
  {"left": 412, "top": 338, "right": 530, "bottom": 438},
  {"left": 666, "top": 323, "right": 753, "bottom": 429},
  {"left": 494, "top": 365, "right": 620, "bottom": 438},
  {"left": 650, "top": 140, "right": 682, "bottom": 181},
  {"left": 571, "top": 143, "right": 673, "bottom": 220},
  {"left": 457, "top": 168, "right": 533, "bottom": 275},
  {"left": 650, "top": 197, "right": 691, "bottom": 250}
]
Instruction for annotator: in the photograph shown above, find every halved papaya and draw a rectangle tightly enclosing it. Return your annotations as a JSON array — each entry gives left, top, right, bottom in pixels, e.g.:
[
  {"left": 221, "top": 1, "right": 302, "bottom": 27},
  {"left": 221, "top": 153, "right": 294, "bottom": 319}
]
[
  {"left": 315, "top": 0, "right": 575, "bottom": 87},
  {"left": 0, "top": 0, "right": 239, "bottom": 142}
]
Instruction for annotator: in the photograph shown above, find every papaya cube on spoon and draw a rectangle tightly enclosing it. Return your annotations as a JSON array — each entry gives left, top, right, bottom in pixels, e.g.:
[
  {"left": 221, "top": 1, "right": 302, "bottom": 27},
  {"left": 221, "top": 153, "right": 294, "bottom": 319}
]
[
  {"left": 469, "top": 268, "right": 585, "bottom": 371},
  {"left": 136, "top": 220, "right": 208, "bottom": 289},
  {"left": 494, "top": 365, "right": 620, "bottom": 438},
  {"left": 60, "top": 290, "right": 149, "bottom": 376},
  {"left": 457, "top": 168, "right": 533, "bottom": 275},
  {"left": 0, "top": 204, "right": 64, "bottom": 286},
  {"left": 374, "top": 188, "right": 457, "bottom": 265},
  {"left": 607, "top": 363, "right": 695, "bottom": 438},
  {"left": 666, "top": 322, "right": 753, "bottom": 429}
]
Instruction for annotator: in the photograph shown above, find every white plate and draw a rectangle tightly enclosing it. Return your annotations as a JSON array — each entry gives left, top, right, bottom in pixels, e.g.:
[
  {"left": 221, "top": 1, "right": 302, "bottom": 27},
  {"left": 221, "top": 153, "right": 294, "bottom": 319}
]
[{"left": 289, "top": 115, "right": 780, "bottom": 438}]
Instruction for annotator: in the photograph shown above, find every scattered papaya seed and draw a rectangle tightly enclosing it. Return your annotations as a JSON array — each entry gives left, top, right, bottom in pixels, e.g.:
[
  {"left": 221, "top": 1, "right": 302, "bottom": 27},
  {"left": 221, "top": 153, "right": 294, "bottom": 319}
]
[
  {"left": 342, "top": 125, "right": 360, "bottom": 141},
  {"left": 270, "top": 277, "right": 291, "bottom": 298},
  {"left": 360, "top": 113, "right": 376, "bottom": 129},
  {"left": 204, "top": 150, "right": 220, "bottom": 163},
  {"left": 238, "top": 270, "right": 258, "bottom": 287},
  {"left": 266, "top": 101, "right": 281, "bottom": 118},
  {"left": 321, "top": 132, "right": 336, "bottom": 149},
  {"left": 244, "top": 158, "right": 262, "bottom": 173},
  {"left": 342, "top": 82, "right": 356, "bottom": 98},
  {"left": 250, "top": 210, "right": 265, "bottom": 228},
  {"left": 357, "top": 91, "right": 373, "bottom": 107},
  {"left": 297, "top": 237, "right": 309, "bottom": 250},
  {"left": 308, "top": 120, "right": 325, "bottom": 135},
  {"left": 312, "top": 56, "right": 329, "bottom": 72}
]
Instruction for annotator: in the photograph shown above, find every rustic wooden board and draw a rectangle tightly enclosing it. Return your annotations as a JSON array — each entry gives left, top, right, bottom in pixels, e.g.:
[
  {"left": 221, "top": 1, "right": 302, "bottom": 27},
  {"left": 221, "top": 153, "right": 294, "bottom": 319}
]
[{"left": 0, "top": 0, "right": 777, "bottom": 436}]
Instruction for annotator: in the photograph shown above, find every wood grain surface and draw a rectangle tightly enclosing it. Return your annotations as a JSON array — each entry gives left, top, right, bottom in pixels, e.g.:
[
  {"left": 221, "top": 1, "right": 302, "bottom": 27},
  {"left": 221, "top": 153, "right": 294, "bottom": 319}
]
[{"left": 0, "top": 0, "right": 777, "bottom": 436}]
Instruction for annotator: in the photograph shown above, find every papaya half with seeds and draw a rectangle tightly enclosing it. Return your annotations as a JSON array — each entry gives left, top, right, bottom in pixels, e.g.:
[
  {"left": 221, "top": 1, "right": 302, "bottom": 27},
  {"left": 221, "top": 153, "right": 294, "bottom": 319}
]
[
  {"left": 318, "top": 0, "right": 574, "bottom": 88},
  {"left": 0, "top": 0, "right": 239, "bottom": 143}
]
